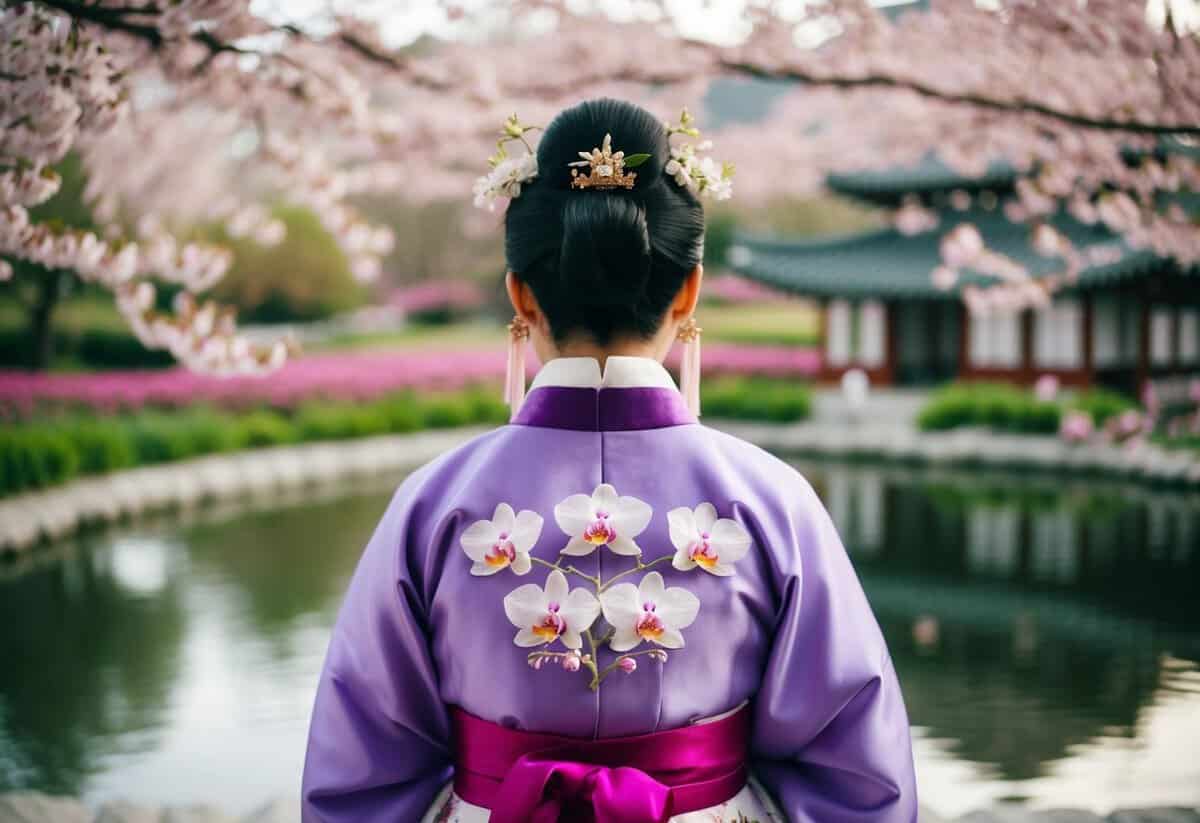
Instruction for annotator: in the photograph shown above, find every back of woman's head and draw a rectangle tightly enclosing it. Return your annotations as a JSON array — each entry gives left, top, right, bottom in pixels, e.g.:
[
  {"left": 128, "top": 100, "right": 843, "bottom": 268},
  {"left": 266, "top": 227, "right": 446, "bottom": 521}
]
[{"left": 505, "top": 98, "right": 705, "bottom": 346}]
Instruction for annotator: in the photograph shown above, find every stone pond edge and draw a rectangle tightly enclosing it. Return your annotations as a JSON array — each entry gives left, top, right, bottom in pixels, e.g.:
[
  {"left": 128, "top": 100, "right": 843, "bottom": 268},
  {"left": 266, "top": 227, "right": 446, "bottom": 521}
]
[{"left": 4, "top": 420, "right": 1200, "bottom": 556}]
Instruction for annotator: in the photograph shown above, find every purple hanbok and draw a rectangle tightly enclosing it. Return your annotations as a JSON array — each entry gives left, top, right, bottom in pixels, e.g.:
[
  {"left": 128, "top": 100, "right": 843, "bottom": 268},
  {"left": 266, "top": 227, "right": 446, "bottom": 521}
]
[{"left": 302, "top": 357, "right": 917, "bottom": 822}]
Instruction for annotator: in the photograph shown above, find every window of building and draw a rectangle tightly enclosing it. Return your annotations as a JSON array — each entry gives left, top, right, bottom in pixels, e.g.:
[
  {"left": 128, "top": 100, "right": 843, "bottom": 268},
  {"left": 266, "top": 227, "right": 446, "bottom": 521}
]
[
  {"left": 1033, "top": 298, "right": 1082, "bottom": 369},
  {"left": 1092, "top": 296, "right": 1119, "bottom": 368},
  {"left": 1180, "top": 309, "right": 1199, "bottom": 364},
  {"left": 1150, "top": 307, "right": 1174, "bottom": 366},
  {"left": 969, "top": 311, "right": 1021, "bottom": 368},
  {"left": 826, "top": 299, "right": 852, "bottom": 366},
  {"left": 858, "top": 300, "right": 886, "bottom": 368}
]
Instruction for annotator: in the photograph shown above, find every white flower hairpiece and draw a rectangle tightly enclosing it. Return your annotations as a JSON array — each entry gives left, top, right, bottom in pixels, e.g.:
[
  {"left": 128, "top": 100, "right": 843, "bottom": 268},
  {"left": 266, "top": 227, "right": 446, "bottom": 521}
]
[
  {"left": 470, "top": 108, "right": 735, "bottom": 211},
  {"left": 472, "top": 113, "right": 540, "bottom": 212},
  {"left": 663, "top": 108, "right": 735, "bottom": 202}
]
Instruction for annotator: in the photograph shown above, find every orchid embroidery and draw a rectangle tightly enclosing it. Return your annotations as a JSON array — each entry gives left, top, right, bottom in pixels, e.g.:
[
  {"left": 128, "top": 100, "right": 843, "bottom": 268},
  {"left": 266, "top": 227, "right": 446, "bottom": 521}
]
[
  {"left": 503, "top": 569, "right": 600, "bottom": 651},
  {"left": 668, "top": 503, "right": 752, "bottom": 576},
  {"left": 600, "top": 572, "right": 700, "bottom": 652},
  {"left": 464, "top": 491, "right": 752, "bottom": 690},
  {"left": 460, "top": 503, "right": 543, "bottom": 576},
  {"left": 554, "top": 483, "right": 652, "bottom": 557}
]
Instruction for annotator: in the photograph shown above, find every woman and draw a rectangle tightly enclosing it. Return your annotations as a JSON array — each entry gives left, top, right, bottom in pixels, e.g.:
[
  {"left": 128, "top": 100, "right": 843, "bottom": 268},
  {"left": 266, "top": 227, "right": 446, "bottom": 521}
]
[{"left": 302, "top": 98, "right": 917, "bottom": 822}]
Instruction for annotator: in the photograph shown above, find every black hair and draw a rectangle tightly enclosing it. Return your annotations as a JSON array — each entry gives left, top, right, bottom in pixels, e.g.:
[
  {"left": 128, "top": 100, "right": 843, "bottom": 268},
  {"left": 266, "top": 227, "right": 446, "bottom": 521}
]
[{"left": 505, "top": 98, "right": 705, "bottom": 346}]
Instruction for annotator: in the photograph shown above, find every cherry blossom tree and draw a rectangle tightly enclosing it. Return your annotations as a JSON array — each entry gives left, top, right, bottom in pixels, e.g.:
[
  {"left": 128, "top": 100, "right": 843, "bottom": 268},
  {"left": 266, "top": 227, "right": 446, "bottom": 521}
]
[{"left": 2, "top": 0, "right": 1197, "bottom": 373}]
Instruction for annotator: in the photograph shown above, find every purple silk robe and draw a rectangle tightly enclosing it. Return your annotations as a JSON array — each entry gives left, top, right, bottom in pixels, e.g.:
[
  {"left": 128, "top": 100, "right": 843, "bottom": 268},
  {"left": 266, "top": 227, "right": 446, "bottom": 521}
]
[{"left": 302, "top": 357, "right": 917, "bottom": 822}]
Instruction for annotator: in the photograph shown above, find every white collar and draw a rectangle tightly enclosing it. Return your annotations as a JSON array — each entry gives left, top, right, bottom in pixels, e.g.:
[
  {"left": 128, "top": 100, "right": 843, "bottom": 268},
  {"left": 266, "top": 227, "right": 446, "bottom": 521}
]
[{"left": 529, "top": 356, "right": 678, "bottom": 391}]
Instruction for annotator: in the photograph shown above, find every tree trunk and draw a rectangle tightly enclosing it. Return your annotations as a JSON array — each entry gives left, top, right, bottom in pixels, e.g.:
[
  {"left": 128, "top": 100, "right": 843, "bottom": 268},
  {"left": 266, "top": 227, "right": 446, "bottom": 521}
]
[{"left": 28, "top": 271, "right": 62, "bottom": 371}]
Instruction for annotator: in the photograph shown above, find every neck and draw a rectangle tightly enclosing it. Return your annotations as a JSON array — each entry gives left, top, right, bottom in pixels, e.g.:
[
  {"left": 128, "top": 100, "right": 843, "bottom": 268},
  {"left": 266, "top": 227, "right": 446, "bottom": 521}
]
[{"left": 549, "top": 340, "right": 661, "bottom": 367}]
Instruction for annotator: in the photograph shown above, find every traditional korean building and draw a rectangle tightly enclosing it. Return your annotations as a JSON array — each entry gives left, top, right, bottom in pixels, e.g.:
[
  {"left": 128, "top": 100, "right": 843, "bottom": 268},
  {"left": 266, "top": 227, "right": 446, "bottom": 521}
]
[{"left": 728, "top": 158, "right": 1200, "bottom": 395}]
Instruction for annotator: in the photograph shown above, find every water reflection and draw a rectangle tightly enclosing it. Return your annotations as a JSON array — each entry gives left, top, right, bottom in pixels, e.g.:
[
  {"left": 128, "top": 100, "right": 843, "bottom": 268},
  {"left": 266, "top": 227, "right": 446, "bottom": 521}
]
[
  {"left": 0, "top": 539, "right": 186, "bottom": 795},
  {"left": 805, "top": 460, "right": 1200, "bottom": 810},
  {"left": 0, "top": 461, "right": 1197, "bottom": 814}
]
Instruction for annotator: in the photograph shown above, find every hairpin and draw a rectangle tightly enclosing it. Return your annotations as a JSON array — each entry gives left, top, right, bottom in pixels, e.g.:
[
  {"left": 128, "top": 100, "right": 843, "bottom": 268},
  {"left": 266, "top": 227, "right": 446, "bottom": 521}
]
[{"left": 568, "top": 133, "right": 650, "bottom": 191}]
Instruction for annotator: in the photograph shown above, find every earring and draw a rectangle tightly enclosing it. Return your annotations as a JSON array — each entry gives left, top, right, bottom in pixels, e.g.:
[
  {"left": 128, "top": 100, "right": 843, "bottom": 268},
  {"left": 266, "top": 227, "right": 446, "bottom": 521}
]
[
  {"left": 676, "top": 316, "right": 702, "bottom": 418},
  {"left": 504, "top": 315, "right": 531, "bottom": 418}
]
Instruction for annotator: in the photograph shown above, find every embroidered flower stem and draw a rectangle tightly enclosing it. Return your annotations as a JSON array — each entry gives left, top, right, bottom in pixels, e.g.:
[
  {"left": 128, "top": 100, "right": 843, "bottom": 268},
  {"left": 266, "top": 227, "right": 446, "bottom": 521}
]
[
  {"left": 597, "top": 554, "right": 674, "bottom": 593},
  {"left": 531, "top": 556, "right": 600, "bottom": 587}
]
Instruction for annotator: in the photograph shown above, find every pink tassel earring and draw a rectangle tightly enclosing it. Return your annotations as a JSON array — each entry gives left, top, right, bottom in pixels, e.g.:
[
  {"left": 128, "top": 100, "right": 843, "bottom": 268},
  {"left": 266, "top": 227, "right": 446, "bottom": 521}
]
[
  {"left": 504, "top": 315, "right": 531, "bottom": 418},
  {"left": 677, "top": 316, "right": 702, "bottom": 418}
]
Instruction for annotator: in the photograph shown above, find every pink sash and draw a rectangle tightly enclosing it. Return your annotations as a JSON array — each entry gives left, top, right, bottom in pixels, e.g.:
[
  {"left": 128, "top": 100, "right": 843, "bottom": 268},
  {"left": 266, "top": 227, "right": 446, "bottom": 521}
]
[{"left": 450, "top": 706, "right": 749, "bottom": 823}]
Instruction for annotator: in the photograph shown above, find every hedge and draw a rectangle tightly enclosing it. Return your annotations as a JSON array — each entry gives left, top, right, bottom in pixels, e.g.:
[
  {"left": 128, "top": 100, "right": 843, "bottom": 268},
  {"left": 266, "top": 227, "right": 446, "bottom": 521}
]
[
  {"left": 701, "top": 375, "right": 813, "bottom": 422},
  {"left": 0, "top": 328, "right": 175, "bottom": 370},
  {"left": 918, "top": 382, "right": 1136, "bottom": 434},
  {"left": 0, "top": 379, "right": 812, "bottom": 499}
]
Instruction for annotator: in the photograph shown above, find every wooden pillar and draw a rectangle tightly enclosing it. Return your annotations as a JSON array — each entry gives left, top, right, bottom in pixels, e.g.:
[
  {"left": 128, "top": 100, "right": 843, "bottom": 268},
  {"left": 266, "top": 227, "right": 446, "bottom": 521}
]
[
  {"left": 1081, "top": 293, "right": 1095, "bottom": 388},
  {"left": 1136, "top": 296, "right": 1150, "bottom": 395},
  {"left": 817, "top": 297, "right": 829, "bottom": 381},
  {"left": 884, "top": 300, "right": 898, "bottom": 385},
  {"left": 958, "top": 303, "right": 970, "bottom": 381},
  {"left": 1020, "top": 309, "right": 1035, "bottom": 382}
]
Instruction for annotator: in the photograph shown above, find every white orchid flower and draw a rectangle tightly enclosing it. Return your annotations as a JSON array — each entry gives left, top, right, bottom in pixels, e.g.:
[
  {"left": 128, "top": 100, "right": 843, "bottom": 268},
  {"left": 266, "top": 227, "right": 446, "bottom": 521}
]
[
  {"left": 600, "top": 572, "right": 700, "bottom": 652},
  {"left": 554, "top": 483, "right": 652, "bottom": 557},
  {"left": 460, "top": 503, "right": 543, "bottom": 576},
  {"left": 503, "top": 569, "right": 600, "bottom": 650},
  {"left": 668, "top": 503, "right": 751, "bottom": 576}
]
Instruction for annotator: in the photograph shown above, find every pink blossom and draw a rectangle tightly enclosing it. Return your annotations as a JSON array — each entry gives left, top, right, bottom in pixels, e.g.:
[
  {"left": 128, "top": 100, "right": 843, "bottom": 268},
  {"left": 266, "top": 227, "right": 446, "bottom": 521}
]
[
  {"left": 617, "top": 656, "right": 637, "bottom": 674},
  {"left": 1034, "top": 374, "right": 1059, "bottom": 402},
  {"left": 1059, "top": 410, "right": 1094, "bottom": 444}
]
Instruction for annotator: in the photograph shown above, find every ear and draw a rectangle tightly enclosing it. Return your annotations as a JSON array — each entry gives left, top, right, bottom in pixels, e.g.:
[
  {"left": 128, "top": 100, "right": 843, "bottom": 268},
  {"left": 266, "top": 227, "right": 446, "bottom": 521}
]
[
  {"left": 505, "top": 271, "right": 543, "bottom": 328},
  {"left": 668, "top": 264, "right": 704, "bottom": 323}
]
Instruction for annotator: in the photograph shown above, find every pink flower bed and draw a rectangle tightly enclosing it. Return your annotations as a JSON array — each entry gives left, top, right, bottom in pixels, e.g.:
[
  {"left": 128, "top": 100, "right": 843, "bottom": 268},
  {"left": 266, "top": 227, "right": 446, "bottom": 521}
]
[
  {"left": 389, "top": 280, "right": 487, "bottom": 315},
  {"left": 0, "top": 344, "right": 820, "bottom": 418}
]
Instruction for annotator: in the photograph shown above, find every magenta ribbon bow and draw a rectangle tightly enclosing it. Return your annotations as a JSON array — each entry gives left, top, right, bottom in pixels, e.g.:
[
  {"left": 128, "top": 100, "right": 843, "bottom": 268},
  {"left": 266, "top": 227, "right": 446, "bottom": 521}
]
[{"left": 450, "top": 706, "right": 749, "bottom": 823}]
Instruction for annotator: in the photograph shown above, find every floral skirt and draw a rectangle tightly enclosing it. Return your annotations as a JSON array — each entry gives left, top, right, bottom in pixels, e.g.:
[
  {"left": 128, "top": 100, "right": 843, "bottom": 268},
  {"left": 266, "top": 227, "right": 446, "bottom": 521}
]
[{"left": 420, "top": 775, "right": 786, "bottom": 823}]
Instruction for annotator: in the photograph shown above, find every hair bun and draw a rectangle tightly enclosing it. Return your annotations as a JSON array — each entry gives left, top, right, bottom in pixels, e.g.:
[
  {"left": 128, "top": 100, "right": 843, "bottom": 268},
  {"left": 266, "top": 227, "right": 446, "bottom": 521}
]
[
  {"left": 559, "top": 194, "right": 651, "bottom": 307},
  {"left": 536, "top": 98, "right": 668, "bottom": 192}
]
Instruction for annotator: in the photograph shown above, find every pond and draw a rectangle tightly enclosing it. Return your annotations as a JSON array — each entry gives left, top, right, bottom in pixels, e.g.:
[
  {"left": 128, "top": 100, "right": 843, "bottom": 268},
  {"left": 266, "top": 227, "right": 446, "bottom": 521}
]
[{"left": 1, "top": 457, "right": 1198, "bottom": 818}]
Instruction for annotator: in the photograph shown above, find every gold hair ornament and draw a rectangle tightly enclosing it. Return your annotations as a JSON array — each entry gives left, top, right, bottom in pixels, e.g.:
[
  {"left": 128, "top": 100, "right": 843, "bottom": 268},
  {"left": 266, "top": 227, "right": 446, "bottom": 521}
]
[{"left": 568, "top": 133, "right": 651, "bottom": 191}]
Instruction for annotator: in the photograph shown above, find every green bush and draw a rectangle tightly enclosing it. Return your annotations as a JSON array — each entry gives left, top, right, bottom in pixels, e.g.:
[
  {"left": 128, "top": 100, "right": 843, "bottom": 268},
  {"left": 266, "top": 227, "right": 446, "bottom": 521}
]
[
  {"left": 701, "top": 376, "right": 812, "bottom": 422},
  {"left": 377, "top": 393, "right": 425, "bottom": 433},
  {"left": 0, "top": 378, "right": 820, "bottom": 499},
  {"left": 231, "top": 410, "right": 298, "bottom": 449},
  {"left": 0, "top": 328, "right": 174, "bottom": 370},
  {"left": 918, "top": 382, "right": 1063, "bottom": 434},
  {"left": 420, "top": 394, "right": 475, "bottom": 429},
  {"left": 0, "top": 426, "right": 80, "bottom": 496},
  {"left": 64, "top": 418, "right": 136, "bottom": 474},
  {"left": 125, "top": 412, "right": 203, "bottom": 464},
  {"left": 1069, "top": 388, "right": 1134, "bottom": 426}
]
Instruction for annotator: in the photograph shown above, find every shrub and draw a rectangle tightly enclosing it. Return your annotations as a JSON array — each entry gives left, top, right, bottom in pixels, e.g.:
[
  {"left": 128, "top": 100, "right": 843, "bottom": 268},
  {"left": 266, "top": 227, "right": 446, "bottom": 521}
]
[
  {"left": 64, "top": 418, "right": 136, "bottom": 474},
  {"left": 1069, "top": 388, "right": 1135, "bottom": 427},
  {"left": 420, "top": 394, "right": 474, "bottom": 429},
  {"left": 377, "top": 393, "right": 425, "bottom": 433},
  {"left": 918, "top": 382, "right": 1063, "bottom": 434},
  {"left": 701, "top": 376, "right": 812, "bottom": 422},
  {"left": 125, "top": 412, "right": 204, "bottom": 464},
  {"left": 0, "top": 426, "right": 80, "bottom": 496},
  {"left": 230, "top": 410, "right": 298, "bottom": 449}
]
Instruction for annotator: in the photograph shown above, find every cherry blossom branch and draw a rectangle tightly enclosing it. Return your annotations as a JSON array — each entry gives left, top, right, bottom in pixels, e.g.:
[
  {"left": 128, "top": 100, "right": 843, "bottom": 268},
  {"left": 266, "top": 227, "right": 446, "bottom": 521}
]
[{"left": 714, "top": 57, "right": 1200, "bottom": 139}]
